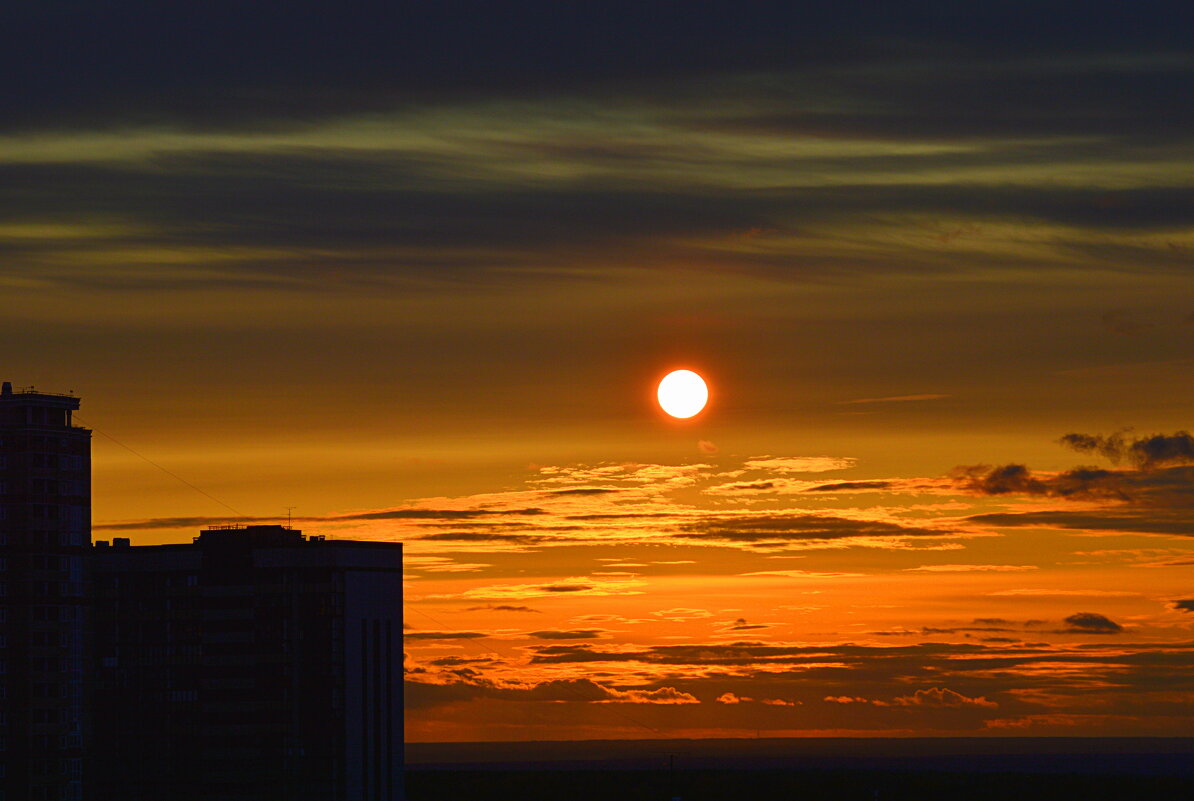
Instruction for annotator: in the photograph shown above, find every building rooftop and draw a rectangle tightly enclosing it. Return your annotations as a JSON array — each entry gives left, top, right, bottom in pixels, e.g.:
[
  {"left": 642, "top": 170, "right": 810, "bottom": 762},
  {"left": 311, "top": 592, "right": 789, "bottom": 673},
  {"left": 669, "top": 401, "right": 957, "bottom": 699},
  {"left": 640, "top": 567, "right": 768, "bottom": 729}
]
[
  {"left": 0, "top": 381, "right": 82, "bottom": 412},
  {"left": 95, "top": 525, "right": 402, "bottom": 553}
]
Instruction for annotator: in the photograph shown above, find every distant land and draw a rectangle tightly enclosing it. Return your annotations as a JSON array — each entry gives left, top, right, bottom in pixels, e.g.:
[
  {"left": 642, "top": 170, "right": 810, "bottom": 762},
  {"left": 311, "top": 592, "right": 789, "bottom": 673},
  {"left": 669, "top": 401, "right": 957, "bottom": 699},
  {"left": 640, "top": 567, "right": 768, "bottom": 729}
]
[
  {"left": 407, "top": 738, "right": 1194, "bottom": 801},
  {"left": 409, "top": 737, "right": 1194, "bottom": 772}
]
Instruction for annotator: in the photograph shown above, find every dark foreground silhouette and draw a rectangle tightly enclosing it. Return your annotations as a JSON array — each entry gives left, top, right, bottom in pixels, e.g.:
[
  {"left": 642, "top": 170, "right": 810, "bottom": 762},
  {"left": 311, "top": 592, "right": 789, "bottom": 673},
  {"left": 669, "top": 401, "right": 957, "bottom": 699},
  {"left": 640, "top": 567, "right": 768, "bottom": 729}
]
[
  {"left": 407, "top": 738, "right": 1194, "bottom": 801},
  {"left": 409, "top": 768, "right": 1190, "bottom": 801}
]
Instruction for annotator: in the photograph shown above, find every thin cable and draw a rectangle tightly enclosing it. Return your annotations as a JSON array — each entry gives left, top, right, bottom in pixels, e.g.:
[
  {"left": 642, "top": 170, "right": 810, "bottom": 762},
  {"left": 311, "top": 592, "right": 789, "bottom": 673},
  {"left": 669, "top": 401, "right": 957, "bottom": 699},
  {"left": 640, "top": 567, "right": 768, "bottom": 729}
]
[{"left": 75, "top": 415, "right": 247, "bottom": 520}]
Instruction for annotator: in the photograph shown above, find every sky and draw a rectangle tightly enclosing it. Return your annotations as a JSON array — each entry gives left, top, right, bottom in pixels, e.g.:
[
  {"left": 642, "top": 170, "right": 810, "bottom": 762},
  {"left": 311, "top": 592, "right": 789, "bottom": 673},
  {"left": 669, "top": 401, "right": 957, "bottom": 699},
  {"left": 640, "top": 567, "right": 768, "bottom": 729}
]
[{"left": 4, "top": 1, "right": 1194, "bottom": 740}]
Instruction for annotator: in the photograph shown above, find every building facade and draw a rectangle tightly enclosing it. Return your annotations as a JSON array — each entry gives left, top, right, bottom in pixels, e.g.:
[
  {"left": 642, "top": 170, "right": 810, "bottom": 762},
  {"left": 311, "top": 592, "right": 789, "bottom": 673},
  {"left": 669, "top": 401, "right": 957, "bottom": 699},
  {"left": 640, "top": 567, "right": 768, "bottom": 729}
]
[
  {"left": 0, "top": 383, "right": 91, "bottom": 801},
  {"left": 93, "top": 525, "right": 403, "bottom": 801}
]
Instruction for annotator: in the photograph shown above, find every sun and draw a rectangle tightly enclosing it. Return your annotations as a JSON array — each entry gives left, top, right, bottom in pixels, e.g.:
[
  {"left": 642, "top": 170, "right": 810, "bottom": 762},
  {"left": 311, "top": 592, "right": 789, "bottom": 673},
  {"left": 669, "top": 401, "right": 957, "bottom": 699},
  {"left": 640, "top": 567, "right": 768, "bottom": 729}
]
[{"left": 657, "top": 369, "right": 709, "bottom": 419}]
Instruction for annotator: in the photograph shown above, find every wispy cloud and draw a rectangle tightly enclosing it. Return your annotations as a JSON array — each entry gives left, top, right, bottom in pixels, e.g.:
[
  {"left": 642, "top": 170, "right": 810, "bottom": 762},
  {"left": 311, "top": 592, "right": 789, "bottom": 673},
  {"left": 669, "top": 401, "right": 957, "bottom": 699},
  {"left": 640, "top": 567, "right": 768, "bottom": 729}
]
[
  {"left": 838, "top": 394, "right": 950, "bottom": 405},
  {"left": 906, "top": 564, "right": 1038, "bottom": 573}
]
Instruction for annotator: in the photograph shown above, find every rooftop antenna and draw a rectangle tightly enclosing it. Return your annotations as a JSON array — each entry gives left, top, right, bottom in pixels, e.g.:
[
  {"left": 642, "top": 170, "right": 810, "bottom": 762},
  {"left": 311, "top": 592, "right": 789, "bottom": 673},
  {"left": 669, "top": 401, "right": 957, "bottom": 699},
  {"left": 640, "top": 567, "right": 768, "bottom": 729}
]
[{"left": 286, "top": 506, "right": 296, "bottom": 528}]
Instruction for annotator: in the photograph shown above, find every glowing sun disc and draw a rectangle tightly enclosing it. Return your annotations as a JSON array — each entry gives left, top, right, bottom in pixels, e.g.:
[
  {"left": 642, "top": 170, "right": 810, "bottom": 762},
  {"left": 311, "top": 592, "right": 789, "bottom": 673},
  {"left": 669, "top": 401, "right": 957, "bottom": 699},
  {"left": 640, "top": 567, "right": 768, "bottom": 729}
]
[{"left": 657, "top": 370, "right": 708, "bottom": 419}]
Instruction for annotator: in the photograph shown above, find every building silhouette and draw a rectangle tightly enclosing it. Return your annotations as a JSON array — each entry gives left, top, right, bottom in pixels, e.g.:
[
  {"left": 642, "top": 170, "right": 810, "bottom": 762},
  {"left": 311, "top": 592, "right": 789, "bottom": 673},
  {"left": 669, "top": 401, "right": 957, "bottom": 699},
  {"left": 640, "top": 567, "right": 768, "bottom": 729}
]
[
  {"left": 1, "top": 383, "right": 404, "bottom": 800},
  {"left": 0, "top": 383, "right": 91, "bottom": 801},
  {"left": 93, "top": 526, "right": 404, "bottom": 801}
]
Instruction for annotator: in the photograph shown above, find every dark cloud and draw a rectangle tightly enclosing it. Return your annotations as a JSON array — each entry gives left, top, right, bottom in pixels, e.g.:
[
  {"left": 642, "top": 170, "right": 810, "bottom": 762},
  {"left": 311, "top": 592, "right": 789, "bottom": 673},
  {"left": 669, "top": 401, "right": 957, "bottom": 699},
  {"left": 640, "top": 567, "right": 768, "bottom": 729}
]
[
  {"left": 955, "top": 463, "right": 1130, "bottom": 499},
  {"left": 1063, "top": 612, "right": 1123, "bottom": 634},
  {"left": 507, "top": 636, "right": 1194, "bottom": 733},
  {"left": 405, "top": 675, "right": 695, "bottom": 710},
  {"left": 5, "top": 2, "right": 1186, "bottom": 134},
  {"left": 1171, "top": 600, "right": 1194, "bottom": 613},
  {"left": 957, "top": 462, "right": 1194, "bottom": 504},
  {"left": 805, "top": 481, "right": 893, "bottom": 492},
  {"left": 564, "top": 513, "right": 677, "bottom": 521},
  {"left": 721, "top": 481, "right": 776, "bottom": 491},
  {"left": 418, "top": 532, "right": 547, "bottom": 544},
  {"left": 1061, "top": 430, "right": 1194, "bottom": 469},
  {"left": 681, "top": 513, "right": 947, "bottom": 545},
  {"left": 94, "top": 507, "right": 548, "bottom": 534},
  {"left": 954, "top": 464, "right": 1047, "bottom": 495},
  {"left": 529, "top": 641, "right": 995, "bottom": 667},
  {"left": 922, "top": 626, "right": 1018, "bottom": 635},
  {"left": 7, "top": 153, "right": 1194, "bottom": 296},
  {"left": 93, "top": 516, "right": 272, "bottom": 531},
  {"left": 467, "top": 605, "right": 542, "bottom": 613},
  {"left": 403, "top": 631, "right": 488, "bottom": 641},
  {"left": 971, "top": 509, "right": 1194, "bottom": 537},
  {"left": 337, "top": 507, "right": 544, "bottom": 520},
  {"left": 427, "top": 656, "right": 498, "bottom": 667},
  {"left": 726, "top": 618, "right": 770, "bottom": 632},
  {"left": 544, "top": 488, "right": 621, "bottom": 496},
  {"left": 527, "top": 630, "right": 605, "bottom": 640}
]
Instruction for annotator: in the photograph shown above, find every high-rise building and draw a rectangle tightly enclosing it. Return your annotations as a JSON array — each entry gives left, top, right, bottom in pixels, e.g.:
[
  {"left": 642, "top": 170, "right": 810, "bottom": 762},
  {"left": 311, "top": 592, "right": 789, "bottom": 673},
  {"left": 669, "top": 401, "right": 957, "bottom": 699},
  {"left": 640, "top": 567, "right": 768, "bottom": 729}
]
[
  {"left": 0, "top": 382, "right": 91, "bottom": 801},
  {"left": 93, "top": 525, "right": 403, "bottom": 801}
]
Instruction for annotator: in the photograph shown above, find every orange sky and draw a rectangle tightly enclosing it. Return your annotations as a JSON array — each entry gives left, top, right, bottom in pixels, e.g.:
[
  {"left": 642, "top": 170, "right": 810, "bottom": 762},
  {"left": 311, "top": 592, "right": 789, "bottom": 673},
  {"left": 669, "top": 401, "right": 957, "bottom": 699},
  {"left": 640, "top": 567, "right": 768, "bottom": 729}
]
[
  {"left": 85, "top": 392, "right": 1194, "bottom": 741},
  {"left": 4, "top": 2, "right": 1194, "bottom": 742}
]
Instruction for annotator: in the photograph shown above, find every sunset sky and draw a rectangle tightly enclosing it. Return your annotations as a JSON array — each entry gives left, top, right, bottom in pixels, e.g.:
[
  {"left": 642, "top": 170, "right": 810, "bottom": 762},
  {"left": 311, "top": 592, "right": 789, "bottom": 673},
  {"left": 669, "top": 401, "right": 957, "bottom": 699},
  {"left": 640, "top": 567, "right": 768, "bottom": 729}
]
[{"left": 4, "top": 2, "right": 1193, "bottom": 740}]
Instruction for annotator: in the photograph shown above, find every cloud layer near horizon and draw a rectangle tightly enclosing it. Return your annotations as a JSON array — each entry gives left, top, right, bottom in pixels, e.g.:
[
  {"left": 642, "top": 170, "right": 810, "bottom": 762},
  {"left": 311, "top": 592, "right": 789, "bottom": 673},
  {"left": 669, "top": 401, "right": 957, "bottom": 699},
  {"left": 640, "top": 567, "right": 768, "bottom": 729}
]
[{"left": 250, "top": 431, "right": 1194, "bottom": 740}]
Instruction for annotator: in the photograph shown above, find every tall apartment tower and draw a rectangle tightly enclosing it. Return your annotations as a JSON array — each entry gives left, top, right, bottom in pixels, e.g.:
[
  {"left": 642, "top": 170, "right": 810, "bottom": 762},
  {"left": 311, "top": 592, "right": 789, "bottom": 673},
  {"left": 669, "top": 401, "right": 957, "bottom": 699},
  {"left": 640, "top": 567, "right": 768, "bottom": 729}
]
[
  {"left": 93, "top": 525, "right": 404, "bottom": 801},
  {"left": 0, "top": 383, "right": 91, "bottom": 801}
]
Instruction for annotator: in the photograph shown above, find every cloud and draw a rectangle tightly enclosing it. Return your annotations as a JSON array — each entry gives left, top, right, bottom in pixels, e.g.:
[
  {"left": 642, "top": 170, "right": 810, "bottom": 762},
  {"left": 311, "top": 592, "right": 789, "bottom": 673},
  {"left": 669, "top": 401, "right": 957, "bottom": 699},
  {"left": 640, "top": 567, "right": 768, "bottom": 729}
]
[
  {"left": 418, "top": 533, "right": 547, "bottom": 544},
  {"left": 723, "top": 617, "right": 771, "bottom": 632},
  {"left": 504, "top": 636, "right": 1194, "bottom": 735},
  {"left": 413, "top": 561, "right": 491, "bottom": 574},
  {"left": 1063, "top": 612, "right": 1123, "bottom": 634},
  {"left": 698, "top": 440, "right": 719, "bottom": 454},
  {"left": 1171, "top": 600, "right": 1194, "bottom": 613},
  {"left": 987, "top": 589, "right": 1139, "bottom": 597},
  {"left": 93, "top": 515, "right": 277, "bottom": 531},
  {"left": 838, "top": 394, "right": 949, "bottom": 405},
  {"left": 94, "top": 507, "right": 549, "bottom": 534},
  {"left": 805, "top": 481, "right": 893, "bottom": 492},
  {"left": 892, "top": 687, "right": 997, "bottom": 709},
  {"left": 957, "top": 462, "right": 1194, "bottom": 506},
  {"left": 602, "top": 686, "right": 699, "bottom": 705},
  {"left": 921, "top": 626, "right": 1017, "bottom": 635},
  {"left": 972, "top": 509, "right": 1194, "bottom": 537},
  {"left": 405, "top": 676, "right": 696, "bottom": 710},
  {"left": 6, "top": 3, "right": 1191, "bottom": 144},
  {"left": 906, "top": 564, "right": 1038, "bottom": 573},
  {"left": 681, "top": 513, "right": 949, "bottom": 547},
  {"left": 338, "top": 507, "right": 545, "bottom": 520},
  {"left": 742, "top": 456, "right": 856, "bottom": 474},
  {"left": 741, "top": 570, "right": 865, "bottom": 579},
  {"left": 716, "top": 692, "right": 749, "bottom": 704},
  {"left": 437, "top": 576, "right": 645, "bottom": 600},
  {"left": 527, "top": 630, "right": 605, "bottom": 640},
  {"left": 467, "top": 605, "right": 542, "bottom": 613},
  {"left": 1061, "top": 430, "right": 1194, "bottom": 469},
  {"left": 652, "top": 608, "right": 713, "bottom": 621},
  {"left": 427, "top": 656, "right": 498, "bottom": 667},
  {"left": 954, "top": 464, "right": 1047, "bottom": 495},
  {"left": 403, "top": 631, "right": 488, "bottom": 641}
]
